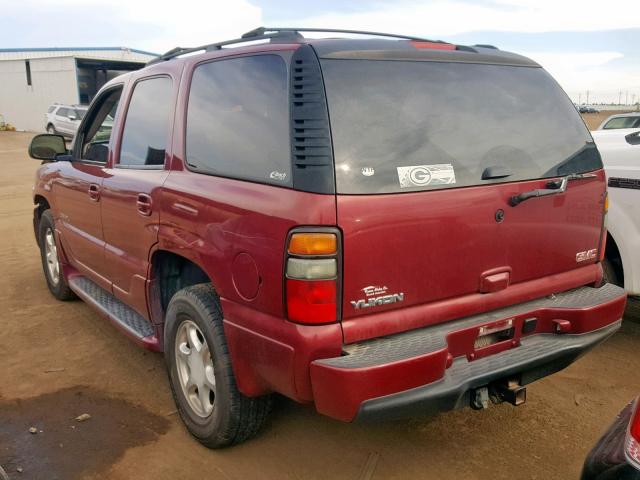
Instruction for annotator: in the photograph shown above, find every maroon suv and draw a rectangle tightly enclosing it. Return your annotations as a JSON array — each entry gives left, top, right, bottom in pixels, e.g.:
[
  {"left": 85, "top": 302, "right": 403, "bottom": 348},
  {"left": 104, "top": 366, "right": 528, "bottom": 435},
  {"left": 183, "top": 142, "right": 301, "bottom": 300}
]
[{"left": 29, "top": 27, "right": 627, "bottom": 448}]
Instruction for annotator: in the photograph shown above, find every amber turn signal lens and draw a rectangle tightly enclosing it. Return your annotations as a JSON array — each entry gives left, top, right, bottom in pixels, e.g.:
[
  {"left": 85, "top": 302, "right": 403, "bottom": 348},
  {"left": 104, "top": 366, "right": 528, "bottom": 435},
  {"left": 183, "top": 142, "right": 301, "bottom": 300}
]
[
  {"left": 604, "top": 192, "right": 609, "bottom": 213},
  {"left": 288, "top": 233, "right": 337, "bottom": 255}
]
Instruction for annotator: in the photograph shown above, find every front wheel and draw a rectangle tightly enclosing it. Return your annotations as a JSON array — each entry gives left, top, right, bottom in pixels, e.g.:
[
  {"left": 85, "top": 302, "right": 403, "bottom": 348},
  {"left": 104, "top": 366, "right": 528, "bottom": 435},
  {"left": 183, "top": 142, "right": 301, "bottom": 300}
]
[
  {"left": 46, "top": 124, "right": 56, "bottom": 134},
  {"left": 38, "top": 210, "right": 75, "bottom": 300},
  {"left": 164, "top": 284, "right": 271, "bottom": 448}
]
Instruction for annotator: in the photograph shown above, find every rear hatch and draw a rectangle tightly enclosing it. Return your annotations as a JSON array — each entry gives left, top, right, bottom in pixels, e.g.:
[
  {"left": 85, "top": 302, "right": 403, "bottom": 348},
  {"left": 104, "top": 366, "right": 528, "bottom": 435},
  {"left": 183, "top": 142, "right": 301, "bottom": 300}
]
[{"left": 320, "top": 58, "right": 606, "bottom": 334}]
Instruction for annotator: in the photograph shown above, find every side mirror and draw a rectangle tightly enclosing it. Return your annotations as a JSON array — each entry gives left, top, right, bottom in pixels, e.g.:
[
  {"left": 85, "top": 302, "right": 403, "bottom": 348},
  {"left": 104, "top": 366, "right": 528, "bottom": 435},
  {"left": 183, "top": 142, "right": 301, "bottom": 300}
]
[
  {"left": 625, "top": 131, "right": 640, "bottom": 146},
  {"left": 68, "top": 114, "right": 77, "bottom": 121},
  {"left": 28, "top": 134, "right": 68, "bottom": 161}
]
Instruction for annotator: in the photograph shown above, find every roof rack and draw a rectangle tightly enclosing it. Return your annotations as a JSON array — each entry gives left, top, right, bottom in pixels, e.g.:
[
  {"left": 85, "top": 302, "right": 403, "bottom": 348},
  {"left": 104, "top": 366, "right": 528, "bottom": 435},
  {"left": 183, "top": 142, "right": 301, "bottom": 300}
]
[
  {"left": 241, "top": 27, "right": 446, "bottom": 43},
  {"left": 147, "top": 26, "right": 450, "bottom": 65}
]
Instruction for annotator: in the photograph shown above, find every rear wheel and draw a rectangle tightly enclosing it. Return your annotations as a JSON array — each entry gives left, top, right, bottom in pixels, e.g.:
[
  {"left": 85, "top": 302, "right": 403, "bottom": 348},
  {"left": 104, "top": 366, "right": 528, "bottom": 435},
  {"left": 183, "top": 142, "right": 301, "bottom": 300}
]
[
  {"left": 164, "top": 284, "right": 271, "bottom": 448},
  {"left": 46, "top": 124, "right": 56, "bottom": 134},
  {"left": 38, "top": 210, "right": 75, "bottom": 300}
]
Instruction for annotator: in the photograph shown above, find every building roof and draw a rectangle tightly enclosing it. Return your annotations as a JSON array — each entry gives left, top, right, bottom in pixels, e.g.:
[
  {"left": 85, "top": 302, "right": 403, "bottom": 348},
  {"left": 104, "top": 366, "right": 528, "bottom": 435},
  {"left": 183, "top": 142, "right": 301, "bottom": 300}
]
[{"left": 0, "top": 47, "right": 158, "bottom": 62}]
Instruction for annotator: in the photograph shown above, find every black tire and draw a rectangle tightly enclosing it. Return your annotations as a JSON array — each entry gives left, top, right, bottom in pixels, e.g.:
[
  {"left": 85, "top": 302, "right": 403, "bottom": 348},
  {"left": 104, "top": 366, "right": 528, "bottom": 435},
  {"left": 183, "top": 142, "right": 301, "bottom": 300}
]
[
  {"left": 46, "top": 124, "right": 56, "bottom": 134},
  {"left": 602, "top": 258, "right": 621, "bottom": 287},
  {"left": 625, "top": 297, "right": 640, "bottom": 321},
  {"left": 164, "top": 283, "right": 272, "bottom": 448},
  {"left": 38, "top": 210, "right": 75, "bottom": 300}
]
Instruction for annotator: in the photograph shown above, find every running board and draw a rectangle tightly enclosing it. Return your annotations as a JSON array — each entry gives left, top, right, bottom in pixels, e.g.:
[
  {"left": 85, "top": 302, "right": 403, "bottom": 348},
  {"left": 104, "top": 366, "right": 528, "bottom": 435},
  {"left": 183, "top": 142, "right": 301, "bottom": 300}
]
[{"left": 68, "top": 276, "right": 160, "bottom": 351}]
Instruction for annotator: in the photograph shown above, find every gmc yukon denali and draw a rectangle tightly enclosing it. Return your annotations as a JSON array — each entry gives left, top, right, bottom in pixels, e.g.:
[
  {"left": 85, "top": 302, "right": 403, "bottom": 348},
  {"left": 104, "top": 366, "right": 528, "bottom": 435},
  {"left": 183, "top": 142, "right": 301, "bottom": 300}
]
[{"left": 29, "top": 27, "right": 627, "bottom": 448}]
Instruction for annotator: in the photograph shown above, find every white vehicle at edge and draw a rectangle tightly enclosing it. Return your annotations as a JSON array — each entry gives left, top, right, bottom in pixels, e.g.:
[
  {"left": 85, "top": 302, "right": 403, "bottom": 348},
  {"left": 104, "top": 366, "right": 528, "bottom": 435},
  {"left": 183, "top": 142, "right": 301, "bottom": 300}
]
[{"left": 591, "top": 128, "right": 640, "bottom": 302}]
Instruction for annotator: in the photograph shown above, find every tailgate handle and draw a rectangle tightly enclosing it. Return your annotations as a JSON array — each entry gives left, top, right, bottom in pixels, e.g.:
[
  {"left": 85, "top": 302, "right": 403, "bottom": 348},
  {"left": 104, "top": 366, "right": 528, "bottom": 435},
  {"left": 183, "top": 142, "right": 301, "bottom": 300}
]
[{"left": 479, "top": 269, "right": 511, "bottom": 293}]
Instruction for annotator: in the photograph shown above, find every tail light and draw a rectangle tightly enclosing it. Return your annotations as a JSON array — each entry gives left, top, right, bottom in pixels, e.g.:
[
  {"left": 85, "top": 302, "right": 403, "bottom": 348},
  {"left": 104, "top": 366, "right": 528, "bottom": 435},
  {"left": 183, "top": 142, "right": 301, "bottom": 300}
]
[
  {"left": 285, "top": 230, "right": 340, "bottom": 324},
  {"left": 626, "top": 398, "right": 640, "bottom": 471},
  {"left": 598, "top": 191, "right": 609, "bottom": 262}
]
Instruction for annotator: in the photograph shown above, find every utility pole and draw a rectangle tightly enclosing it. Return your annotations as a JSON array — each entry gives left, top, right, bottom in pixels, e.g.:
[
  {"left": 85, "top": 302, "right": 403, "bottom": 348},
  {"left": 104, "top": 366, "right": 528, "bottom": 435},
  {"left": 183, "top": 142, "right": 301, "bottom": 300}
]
[
  {"left": 586, "top": 90, "right": 590, "bottom": 105},
  {"left": 626, "top": 90, "right": 629, "bottom": 105},
  {"left": 578, "top": 93, "right": 582, "bottom": 104},
  {"left": 619, "top": 90, "right": 622, "bottom": 105}
]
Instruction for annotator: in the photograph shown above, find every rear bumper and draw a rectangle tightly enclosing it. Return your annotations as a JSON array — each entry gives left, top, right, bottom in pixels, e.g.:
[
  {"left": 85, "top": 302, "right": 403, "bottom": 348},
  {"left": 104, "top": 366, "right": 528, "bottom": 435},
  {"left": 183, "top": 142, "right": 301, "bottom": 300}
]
[{"left": 310, "top": 284, "right": 626, "bottom": 422}]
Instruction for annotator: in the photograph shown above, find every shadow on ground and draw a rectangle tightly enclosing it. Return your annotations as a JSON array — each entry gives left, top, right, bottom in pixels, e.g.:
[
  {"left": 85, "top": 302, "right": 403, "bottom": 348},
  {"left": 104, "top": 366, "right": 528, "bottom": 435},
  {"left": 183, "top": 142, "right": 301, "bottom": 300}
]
[{"left": 0, "top": 386, "right": 170, "bottom": 479}]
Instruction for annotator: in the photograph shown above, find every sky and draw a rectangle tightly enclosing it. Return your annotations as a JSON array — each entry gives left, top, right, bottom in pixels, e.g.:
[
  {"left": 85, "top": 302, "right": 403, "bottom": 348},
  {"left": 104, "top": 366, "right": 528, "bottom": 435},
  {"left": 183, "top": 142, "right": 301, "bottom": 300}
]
[{"left": 2, "top": 0, "right": 639, "bottom": 104}]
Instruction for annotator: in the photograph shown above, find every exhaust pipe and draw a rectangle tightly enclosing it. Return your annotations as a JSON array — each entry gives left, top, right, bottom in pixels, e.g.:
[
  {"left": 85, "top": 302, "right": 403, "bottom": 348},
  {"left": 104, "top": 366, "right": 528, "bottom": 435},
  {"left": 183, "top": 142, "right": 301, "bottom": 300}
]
[{"left": 492, "top": 379, "right": 526, "bottom": 406}]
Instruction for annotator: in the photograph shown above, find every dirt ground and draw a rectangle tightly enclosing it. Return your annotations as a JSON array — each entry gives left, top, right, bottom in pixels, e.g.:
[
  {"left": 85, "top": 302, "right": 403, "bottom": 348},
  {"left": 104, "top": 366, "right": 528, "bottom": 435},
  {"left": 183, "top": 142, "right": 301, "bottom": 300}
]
[{"left": 1, "top": 131, "right": 639, "bottom": 480}]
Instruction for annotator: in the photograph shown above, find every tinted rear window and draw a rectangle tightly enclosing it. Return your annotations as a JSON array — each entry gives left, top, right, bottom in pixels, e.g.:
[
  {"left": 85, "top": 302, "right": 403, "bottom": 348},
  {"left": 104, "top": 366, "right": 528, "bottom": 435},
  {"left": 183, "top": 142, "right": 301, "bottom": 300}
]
[
  {"left": 321, "top": 60, "right": 601, "bottom": 194},
  {"left": 186, "top": 55, "right": 291, "bottom": 186}
]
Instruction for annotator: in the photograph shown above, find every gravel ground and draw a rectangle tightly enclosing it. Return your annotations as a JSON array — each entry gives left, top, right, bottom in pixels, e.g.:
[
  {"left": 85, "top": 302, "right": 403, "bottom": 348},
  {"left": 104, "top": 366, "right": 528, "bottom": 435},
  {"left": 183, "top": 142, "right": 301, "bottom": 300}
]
[{"left": 1, "top": 131, "right": 639, "bottom": 480}]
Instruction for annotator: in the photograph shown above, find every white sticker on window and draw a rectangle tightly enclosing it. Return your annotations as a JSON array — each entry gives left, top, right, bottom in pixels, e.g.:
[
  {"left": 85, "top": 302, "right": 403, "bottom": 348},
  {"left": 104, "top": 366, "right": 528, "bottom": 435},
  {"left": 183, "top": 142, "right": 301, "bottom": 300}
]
[{"left": 397, "top": 164, "right": 456, "bottom": 188}]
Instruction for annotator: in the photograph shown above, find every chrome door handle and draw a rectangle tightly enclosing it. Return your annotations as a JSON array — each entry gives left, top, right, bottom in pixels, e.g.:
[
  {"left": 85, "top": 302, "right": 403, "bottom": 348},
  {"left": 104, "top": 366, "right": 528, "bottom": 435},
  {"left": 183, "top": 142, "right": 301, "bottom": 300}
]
[
  {"left": 136, "top": 193, "right": 153, "bottom": 216},
  {"left": 88, "top": 183, "right": 100, "bottom": 201}
]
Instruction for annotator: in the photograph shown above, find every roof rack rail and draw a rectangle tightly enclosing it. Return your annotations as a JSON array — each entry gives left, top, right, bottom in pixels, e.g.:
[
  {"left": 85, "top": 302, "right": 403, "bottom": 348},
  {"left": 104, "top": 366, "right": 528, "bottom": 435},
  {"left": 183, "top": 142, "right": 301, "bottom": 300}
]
[
  {"left": 241, "top": 27, "right": 447, "bottom": 44},
  {"left": 146, "top": 30, "right": 301, "bottom": 66},
  {"left": 147, "top": 26, "right": 451, "bottom": 66}
]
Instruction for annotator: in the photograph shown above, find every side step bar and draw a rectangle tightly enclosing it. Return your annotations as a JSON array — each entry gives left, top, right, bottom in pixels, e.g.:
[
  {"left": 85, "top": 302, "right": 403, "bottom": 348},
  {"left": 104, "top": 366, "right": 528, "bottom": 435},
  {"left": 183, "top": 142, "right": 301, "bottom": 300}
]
[{"left": 68, "top": 276, "right": 160, "bottom": 351}]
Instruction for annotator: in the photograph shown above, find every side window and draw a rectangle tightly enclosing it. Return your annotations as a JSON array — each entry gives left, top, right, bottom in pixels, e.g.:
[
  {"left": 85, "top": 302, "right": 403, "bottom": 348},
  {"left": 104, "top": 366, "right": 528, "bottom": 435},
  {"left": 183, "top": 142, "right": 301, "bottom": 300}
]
[
  {"left": 79, "top": 87, "right": 123, "bottom": 163},
  {"left": 56, "top": 107, "right": 68, "bottom": 117},
  {"left": 119, "top": 77, "right": 173, "bottom": 167},
  {"left": 186, "top": 55, "right": 290, "bottom": 186},
  {"left": 47, "top": 106, "right": 56, "bottom": 114}
]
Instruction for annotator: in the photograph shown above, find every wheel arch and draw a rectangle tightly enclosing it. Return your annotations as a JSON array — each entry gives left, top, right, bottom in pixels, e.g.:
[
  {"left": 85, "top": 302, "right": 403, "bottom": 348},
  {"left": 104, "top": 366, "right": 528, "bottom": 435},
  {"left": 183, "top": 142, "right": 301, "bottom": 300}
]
[
  {"left": 33, "top": 194, "right": 51, "bottom": 241},
  {"left": 148, "top": 249, "right": 216, "bottom": 325},
  {"left": 605, "top": 231, "right": 624, "bottom": 288}
]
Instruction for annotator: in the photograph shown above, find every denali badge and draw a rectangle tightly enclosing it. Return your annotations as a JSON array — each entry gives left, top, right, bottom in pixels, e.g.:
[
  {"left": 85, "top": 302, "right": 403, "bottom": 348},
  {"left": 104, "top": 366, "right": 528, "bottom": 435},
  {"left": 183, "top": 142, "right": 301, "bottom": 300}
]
[
  {"left": 576, "top": 249, "right": 597, "bottom": 263},
  {"left": 351, "top": 286, "right": 404, "bottom": 309}
]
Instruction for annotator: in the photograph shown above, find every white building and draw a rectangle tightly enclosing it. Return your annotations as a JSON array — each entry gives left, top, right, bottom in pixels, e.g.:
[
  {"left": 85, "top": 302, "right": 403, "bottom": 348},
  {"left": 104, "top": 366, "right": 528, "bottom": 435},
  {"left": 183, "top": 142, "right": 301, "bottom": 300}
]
[{"left": 0, "top": 47, "right": 157, "bottom": 132}]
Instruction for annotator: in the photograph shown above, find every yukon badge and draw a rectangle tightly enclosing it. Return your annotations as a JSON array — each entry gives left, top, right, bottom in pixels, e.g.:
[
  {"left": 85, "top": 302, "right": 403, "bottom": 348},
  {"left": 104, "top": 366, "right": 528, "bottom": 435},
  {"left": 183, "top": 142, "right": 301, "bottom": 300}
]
[{"left": 350, "top": 285, "right": 404, "bottom": 310}]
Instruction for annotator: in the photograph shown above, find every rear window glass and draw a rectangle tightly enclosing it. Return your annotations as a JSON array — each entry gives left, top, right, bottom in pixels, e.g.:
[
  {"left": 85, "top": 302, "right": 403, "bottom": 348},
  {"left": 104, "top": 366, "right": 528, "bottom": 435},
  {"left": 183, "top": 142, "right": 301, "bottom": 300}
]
[
  {"left": 321, "top": 60, "right": 601, "bottom": 194},
  {"left": 186, "top": 55, "right": 291, "bottom": 186},
  {"left": 603, "top": 117, "right": 640, "bottom": 129}
]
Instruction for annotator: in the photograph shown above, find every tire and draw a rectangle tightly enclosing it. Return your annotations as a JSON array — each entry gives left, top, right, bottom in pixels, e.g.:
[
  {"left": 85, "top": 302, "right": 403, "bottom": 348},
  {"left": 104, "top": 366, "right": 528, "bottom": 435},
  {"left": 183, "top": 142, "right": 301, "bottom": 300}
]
[
  {"left": 626, "top": 297, "right": 640, "bottom": 321},
  {"left": 164, "top": 283, "right": 272, "bottom": 448},
  {"left": 38, "top": 210, "right": 75, "bottom": 300},
  {"left": 46, "top": 124, "right": 56, "bottom": 134},
  {"left": 602, "top": 258, "right": 621, "bottom": 287}
]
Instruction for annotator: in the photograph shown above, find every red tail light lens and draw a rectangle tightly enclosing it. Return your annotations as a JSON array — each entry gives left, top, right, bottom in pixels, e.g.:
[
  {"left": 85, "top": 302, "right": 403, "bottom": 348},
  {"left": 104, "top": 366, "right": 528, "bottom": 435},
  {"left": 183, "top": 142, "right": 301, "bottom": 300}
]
[
  {"left": 599, "top": 191, "right": 608, "bottom": 262},
  {"left": 626, "top": 399, "right": 640, "bottom": 470},
  {"left": 285, "top": 229, "right": 340, "bottom": 325},
  {"left": 286, "top": 279, "right": 336, "bottom": 324}
]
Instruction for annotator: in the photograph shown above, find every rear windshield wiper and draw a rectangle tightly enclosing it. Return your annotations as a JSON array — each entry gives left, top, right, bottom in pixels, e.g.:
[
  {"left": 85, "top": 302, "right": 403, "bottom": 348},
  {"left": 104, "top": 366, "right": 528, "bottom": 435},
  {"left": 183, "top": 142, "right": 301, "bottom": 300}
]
[{"left": 509, "top": 173, "right": 597, "bottom": 206}]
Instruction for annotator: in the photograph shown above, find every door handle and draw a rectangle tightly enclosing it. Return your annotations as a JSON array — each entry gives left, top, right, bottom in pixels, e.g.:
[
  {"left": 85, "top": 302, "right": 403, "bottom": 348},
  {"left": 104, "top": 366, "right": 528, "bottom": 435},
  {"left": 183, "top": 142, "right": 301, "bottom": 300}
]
[
  {"left": 88, "top": 183, "right": 100, "bottom": 201},
  {"left": 136, "top": 193, "right": 153, "bottom": 216}
]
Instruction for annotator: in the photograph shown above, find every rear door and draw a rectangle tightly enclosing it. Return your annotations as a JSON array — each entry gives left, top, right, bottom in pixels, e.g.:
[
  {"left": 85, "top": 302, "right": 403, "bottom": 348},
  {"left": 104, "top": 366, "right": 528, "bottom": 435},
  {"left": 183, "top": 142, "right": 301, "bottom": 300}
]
[
  {"left": 101, "top": 75, "right": 174, "bottom": 318},
  {"left": 321, "top": 60, "right": 606, "bottom": 325}
]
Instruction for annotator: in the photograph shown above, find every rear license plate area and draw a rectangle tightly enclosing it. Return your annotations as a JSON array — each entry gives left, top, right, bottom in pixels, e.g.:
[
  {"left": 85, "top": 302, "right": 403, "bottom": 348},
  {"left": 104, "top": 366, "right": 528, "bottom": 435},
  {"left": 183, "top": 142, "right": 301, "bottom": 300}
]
[{"left": 474, "top": 319, "right": 515, "bottom": 350}]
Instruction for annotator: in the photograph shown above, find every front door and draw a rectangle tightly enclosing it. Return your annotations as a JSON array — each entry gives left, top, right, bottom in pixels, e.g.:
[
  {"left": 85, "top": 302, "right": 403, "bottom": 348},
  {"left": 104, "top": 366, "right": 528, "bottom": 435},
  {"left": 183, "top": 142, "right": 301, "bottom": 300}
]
[
  {"left": 101, "top": 76, "right": 174, "bottom": 318},
  {"left": 54, "top": 86, "right": 124, "bottom": 290}
]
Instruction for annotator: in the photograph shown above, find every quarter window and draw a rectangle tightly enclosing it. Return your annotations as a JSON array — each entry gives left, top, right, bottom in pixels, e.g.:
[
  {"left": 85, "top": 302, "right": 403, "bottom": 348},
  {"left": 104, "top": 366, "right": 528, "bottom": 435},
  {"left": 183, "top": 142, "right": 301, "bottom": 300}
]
[
  {"left": 119, "top": 77, "right": 173, "bottom": 167},
  {"left": 186, "top": 55, "right": 290, "bottom": 186}
]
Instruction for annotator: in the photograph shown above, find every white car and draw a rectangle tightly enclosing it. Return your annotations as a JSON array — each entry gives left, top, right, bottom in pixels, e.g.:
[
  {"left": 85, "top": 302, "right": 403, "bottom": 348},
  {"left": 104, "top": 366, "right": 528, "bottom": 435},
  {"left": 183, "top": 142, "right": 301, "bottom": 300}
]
[
  {"left": 44, "top": 104, "right": 88, "bottom": 137},
  {"left": 591, "top": 128, "right": 640, "bottom": 310},
  {"left": 597, "top": 112, "right": 640, "bottom": 130}
]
